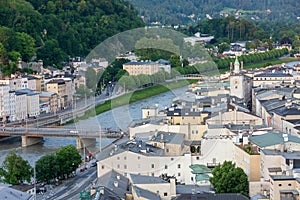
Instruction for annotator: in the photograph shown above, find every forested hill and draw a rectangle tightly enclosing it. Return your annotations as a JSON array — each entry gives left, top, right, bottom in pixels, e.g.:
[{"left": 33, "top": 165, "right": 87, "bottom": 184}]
[
  {"left": 128, "top": 0, "right": 300, "bottom": 25},
  {"left": 0, "top": 0, "right": 144, "bottom": 67}
]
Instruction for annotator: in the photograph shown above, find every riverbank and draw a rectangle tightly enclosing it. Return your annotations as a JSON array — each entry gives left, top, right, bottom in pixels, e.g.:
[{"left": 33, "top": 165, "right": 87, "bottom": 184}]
[{"left": 67, "top": 79, "right": 197, "bottom": 124}]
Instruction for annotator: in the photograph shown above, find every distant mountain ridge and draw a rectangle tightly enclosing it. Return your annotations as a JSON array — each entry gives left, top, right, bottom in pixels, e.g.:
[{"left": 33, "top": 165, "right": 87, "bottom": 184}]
[{"left": 128, "top": 0, "right": 300, "bottom": 25}]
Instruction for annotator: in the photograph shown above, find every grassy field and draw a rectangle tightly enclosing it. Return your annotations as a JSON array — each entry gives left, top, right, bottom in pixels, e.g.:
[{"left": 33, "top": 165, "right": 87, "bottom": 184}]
[{"left": 67, "top": 79, "right": 197, "bottom": 123}]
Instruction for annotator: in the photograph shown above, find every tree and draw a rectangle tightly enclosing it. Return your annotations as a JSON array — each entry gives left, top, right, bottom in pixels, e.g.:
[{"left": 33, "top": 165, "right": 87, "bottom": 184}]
[
  {"left": 56, "top": 145, "right": 82, "bottom": 178},
  {"left": 0, "top": 151, "right": 33, "bottom": 185},
  {"left": 169, "top": 54, "right": 182, "bottom": 68},
  {"left": 85, "top": 67, "right": 97, "bottom": 92},
  {"left": 210, "top": 161, "right": 248, "bottom": 196},
  {"left": 76, "top": 85, "right": 91, "bottom": 98},
  {"left": 36, "top": 153, "right": 59, "bottom": 183}
]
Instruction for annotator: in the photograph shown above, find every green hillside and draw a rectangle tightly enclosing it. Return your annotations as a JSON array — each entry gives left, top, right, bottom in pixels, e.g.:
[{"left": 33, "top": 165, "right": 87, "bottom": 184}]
[
  {"left": 128, "top": 0, "right": 300, "bottom": 25},
  {"left": 0, "top": 0, "right": 144, "bottom": 70}
]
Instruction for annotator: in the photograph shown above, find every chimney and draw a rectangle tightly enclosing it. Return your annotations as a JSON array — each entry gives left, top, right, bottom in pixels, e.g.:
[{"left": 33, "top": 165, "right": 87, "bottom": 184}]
[
  {"left": 100, "top": 187, "right": 105, "bottom": 195},
  {"left": 230, "top": 62, "right": 233, "bottom": 72},
  {"left": 114, "top": 181, "right": 118, "bottom": 188},
  {"left": 160, "top": 133, "right": 164, "bottom": 141},
  {"left": 116, "top": 175, "right": 120, "bottom": 180}
]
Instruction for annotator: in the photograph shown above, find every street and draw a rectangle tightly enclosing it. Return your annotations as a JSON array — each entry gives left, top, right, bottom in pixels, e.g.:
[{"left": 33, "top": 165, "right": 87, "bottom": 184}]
[{"left": 37, "top": 163, "right": 97, "bottom": 200}]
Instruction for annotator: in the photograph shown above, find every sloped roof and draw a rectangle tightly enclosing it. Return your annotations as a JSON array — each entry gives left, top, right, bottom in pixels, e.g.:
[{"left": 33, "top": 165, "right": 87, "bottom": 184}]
[
  {"left": 133, "top": 186, "right": 161, "bottom": 200},
  {"left": 189, "top": 164, "right": 211, "bottom": 174},
  {"left": 249, "top": 132, "right": 300, "bottom": 147}
]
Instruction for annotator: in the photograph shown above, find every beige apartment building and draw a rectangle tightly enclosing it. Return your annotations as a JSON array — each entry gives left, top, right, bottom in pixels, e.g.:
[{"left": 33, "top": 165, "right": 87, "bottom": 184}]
[
  {"left": 39, "top": 91, "right": 59, "bottom": 114},
  {"left": 46, "top": 79, "right": 68, "bottom": 109},
  {"left": 123, "top": 61, "right": 159, "bottom": 75},
  {"left": 253, "top": 73, "right": 294, "bottom": 87},
  {"left": 234, "top": 144, "right": 261, "bottom": 182}
]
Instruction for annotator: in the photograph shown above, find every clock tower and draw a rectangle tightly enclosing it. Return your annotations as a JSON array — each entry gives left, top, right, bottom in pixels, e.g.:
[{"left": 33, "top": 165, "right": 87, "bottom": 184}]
[{"left": 230, "top": 57, "right": 246, "bottom": 100}]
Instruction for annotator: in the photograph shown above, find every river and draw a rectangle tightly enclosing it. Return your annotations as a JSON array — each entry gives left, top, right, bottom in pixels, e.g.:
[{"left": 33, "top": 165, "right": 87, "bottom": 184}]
[{"left": 0, "top": 86, "right": 188, "bottom": 166}]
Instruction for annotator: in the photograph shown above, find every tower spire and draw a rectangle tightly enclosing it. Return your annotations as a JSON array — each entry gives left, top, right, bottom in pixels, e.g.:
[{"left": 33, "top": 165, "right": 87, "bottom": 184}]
[{"left": 234, "top": 56, "right": 240, "bottom": 74}]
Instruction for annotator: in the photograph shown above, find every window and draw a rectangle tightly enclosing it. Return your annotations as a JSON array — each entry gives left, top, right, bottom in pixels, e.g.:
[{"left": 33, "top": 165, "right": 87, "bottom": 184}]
[
  {"left": 117, "top": 157, "right": 120, "bottom": 160},
  {"left": 151, "top": 164, "right": 155, "bottom": 168},
  {"left": 196, "top": 157, "right": 199, "bottom": 160},
  {"left": 117, "top": 164, "right": 120, "bottom": 169},
  {"left": 191, "top": 177, "right": 194, "bottom": 181},
  {"left": 164, "top": 192, "right": 168, "bottom": 196},
  {"left": 124, "top": 156, "right": 126, "bottom": 160},
  {"left": 166, "top": 149, "right": 169, "bottom": 153},
  {"left": 124, "top": 165, "right": 127, "bottom": 169},
  {"left": 178, "top": 164, "right": 181, "bottom": 169},
  {"left": 101, "top": 165, "right": 104, "bottom": 169},
  {"left": 137, "top": 156, "right": 140, "bottom": 160},
  {"left": 165, "top": 165, "right": 168, "bottom": 169},
  {"left": 288, "top": 183, "right": 292, "bottom": 186},
  {"left": 151, "top": 173, "right": 154, "bottom": 176},
  {"left": 178, "top": 173, "right": 181, "bottom": 176},
  {"left": 171, "top": 158, "right": 174, "bottom": 161},
  {"left": 279, "top": 184, "right": 282, "bottom": 187}
]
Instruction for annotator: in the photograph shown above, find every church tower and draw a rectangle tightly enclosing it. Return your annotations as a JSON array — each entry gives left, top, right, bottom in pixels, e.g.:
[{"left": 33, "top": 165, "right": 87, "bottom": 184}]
[{"left": 230, "top": 56, "right": 246, "bottom": 100}]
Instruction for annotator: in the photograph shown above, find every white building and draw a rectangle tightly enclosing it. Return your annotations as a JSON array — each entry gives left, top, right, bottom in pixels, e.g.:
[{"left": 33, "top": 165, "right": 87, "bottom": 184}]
[
  {"left": 97, "top": 138, "right": 195, "bottom": 185},
  {"left": 15, "top": 91, "right": 27, "bottom": 120},
  {"left": 0, "top": 84, "right": 10, "bottom": 122},
  {"left": 8, "top": 91, "right": 16, "bottom": 121},
  {"left": 16, "top": 89, "right": 40, "bottom": 118}
]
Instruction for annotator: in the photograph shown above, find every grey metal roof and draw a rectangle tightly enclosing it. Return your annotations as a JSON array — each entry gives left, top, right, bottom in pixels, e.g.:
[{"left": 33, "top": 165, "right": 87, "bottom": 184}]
[
  {"left": 270, "top": 175, "right": 295, "bottom": 180},
  {"left": 95, "top": 170, "right": 129, "bottom": 199},
  {"left": 166, "top": 107, "right": 202, "bottom": 117},
  {"left": 15, "top": 89, "right": 39, "bottom": 96},
  {"left": 133, "top": 186, "right": 161, "bottom": 200},
  {"left": 260, "top": 98, "right": 285, "bottom": 111},
  {"left": 123, "top": 61, "right": 156, "bottom": 65},
  {"left": 272, "top": 105, "right": 300, "bottom": 116},
  {"left": 173, "top": 193, "right": 249, "bottom": 200},
  {"left": 130, "top": 174, "right": 168, "bottom": 184},
  {"left": 255, "top": 73, "right": 293, "bottom": 77},
  {"left": 149, "top": 132, "right": 185, "bottom": 145},
  {"left": 176, "top": 184, "right": 211, "bottom": 194},
  {"left": 0, "top": 186, "right": 32, "bottom": 200}
]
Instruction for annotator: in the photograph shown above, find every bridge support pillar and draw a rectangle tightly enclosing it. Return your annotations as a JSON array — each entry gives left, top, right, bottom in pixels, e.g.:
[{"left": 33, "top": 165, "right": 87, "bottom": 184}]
[
  {"left": 76, "top": 137, "right": 96, "bottom": 149},
  {"left": 21, "top": 136, "right": 43, "bottom": 147}
]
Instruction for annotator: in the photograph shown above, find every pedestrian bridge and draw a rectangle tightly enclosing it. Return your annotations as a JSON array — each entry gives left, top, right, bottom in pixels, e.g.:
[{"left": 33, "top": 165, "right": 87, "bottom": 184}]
[
  {"left": 176, "top": 74, "right": 203, "bottom": 80},
  {"left": 0, "top": 127, "right": 122, "bottom": 149}
]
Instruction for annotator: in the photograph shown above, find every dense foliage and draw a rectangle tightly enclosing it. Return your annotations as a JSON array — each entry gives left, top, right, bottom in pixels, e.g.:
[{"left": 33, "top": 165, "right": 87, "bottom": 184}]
[
  {"left": 210, "top": 161, "right": 249, "bottom": 196},
  {"left": 36, "top": 145, "right": 82, "bottom": 183},
  {"left": 215, "top": 48, "right": 289, "bottom": 70},
  {"left": 0, "top": 151, "right": 33, "bottom": 185},
  {"left": 0, "top": 0, "right": 144, "bottom": 68},
  {"left": 129, "top": 0, "right": 300, "bottom": 25}
]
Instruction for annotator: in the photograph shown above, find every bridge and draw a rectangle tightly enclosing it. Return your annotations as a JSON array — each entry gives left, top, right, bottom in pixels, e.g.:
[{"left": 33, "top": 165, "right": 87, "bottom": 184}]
[
  {"left": 176, "top": 74, "right": 203, "bottom": 80},
  {"left": 0, "top": 127, "right": 122, "bottom": 149}
]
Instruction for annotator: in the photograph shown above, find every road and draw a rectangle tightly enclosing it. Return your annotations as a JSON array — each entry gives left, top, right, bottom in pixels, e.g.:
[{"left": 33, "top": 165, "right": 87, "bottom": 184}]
[{"left": 37, "top": 164, "right": 97, "bottom": 200}]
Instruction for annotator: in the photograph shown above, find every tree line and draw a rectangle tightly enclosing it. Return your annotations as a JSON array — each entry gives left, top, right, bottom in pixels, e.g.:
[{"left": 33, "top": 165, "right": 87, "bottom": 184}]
[
  {"left": 215, "top": 48, "right": 289, "bottom": 70},
  {"left": 0, "top": 145, "right": 82, "bottom": 185}
]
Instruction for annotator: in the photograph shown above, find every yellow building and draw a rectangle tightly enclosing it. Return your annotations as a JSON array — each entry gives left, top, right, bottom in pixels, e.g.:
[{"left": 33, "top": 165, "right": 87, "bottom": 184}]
[
  {"left": 123, "top": 61, "right": 159, "bottom": 75},
  {"left": 234, "top": 144, "right": 261, "bottom": 182},
  {"left": 46, "top": 79, "right": 68, "bottom": 109},
  {"left": 270, "top": 175, "right": 300, "bottom": 200},
  {"left": 166, "top": 107, "right": 209, "bottom": 125}
]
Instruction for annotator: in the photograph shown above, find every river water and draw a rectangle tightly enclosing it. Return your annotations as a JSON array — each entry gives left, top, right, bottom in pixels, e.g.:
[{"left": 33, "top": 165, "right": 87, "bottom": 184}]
[{"left": 0, "top": 86, "right": 188, "bottom": 166}]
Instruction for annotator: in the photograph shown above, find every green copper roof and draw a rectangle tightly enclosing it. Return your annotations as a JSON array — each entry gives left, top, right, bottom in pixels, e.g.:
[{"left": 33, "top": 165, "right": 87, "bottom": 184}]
[
  {"left": 189, "top": 164, "right": 211, "bottom": 174},
  {"left": 249, "top": 132, "right": 300, "bottom": 147},
  {"left": 234, "top": 56, "right": 239, "bottom": 65},
  {"left": 195, "top": 173, "right": 210, "bottom": 181}
]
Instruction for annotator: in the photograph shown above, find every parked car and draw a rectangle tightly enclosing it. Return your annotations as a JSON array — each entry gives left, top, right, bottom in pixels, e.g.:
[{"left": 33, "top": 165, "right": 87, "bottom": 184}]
[{"left": 90, "top": 162, "right": 97, "bottom": 167}]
